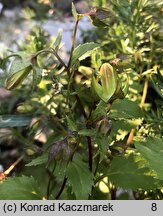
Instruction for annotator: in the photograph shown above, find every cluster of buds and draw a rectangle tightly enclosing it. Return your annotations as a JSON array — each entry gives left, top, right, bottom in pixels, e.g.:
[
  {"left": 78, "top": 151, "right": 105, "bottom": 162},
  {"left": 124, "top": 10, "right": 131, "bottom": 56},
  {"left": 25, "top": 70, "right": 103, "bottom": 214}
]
[{"left": 92, "top": 63, "right": 128, "bottom": 103}]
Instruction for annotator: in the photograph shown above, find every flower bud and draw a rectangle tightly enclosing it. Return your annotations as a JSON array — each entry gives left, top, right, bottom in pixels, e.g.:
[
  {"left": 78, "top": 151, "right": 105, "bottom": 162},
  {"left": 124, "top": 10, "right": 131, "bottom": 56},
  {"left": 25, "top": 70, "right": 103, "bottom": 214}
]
[{"left": 92, "top": 63, "right": 118, "bottom": 103}]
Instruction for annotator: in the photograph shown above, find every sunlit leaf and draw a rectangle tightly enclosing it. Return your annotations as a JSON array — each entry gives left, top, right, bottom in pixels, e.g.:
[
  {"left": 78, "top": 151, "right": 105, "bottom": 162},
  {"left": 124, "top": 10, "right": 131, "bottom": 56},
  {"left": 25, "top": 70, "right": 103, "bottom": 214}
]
[
  {"left": 71, "top": 42, "right": 99, "bottom": 66},
  {"left": 6, "top": 66, "right": 32, "bottom": 90},
  {"left": 110, "top": 98, "right": 143, "bottom": 119},
  {"left": 135, "top": 137, "right": 163, "bottom": 180},
  {"left": 109, "top": 154, "right": 162, "bottom": 189},
  {"left": 0, "top": 176, "right": 43, "bottom": 200}
]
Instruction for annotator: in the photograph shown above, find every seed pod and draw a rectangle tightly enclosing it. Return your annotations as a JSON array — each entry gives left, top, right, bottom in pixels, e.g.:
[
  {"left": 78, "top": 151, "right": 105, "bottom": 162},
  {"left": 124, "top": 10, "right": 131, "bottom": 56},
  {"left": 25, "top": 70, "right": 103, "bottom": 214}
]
[{"left": 48, "top": 136, "right": 74, "bottom": 162}]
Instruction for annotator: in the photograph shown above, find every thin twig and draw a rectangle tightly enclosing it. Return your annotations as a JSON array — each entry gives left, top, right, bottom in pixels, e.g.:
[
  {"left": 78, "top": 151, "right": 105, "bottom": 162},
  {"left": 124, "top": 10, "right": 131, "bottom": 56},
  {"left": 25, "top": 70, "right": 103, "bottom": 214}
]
[
  {"left": 140, "top": 79, "right": 148, "bottom": 108},
  {"left": 125, "top": 78, "right": 149, "bottom": 149},
  {"left": 87, "top": 136, "right": 93, "bottom": 172},
  {"left": 34, "top": 49, "right": 68, "bottom": 71},
  {"left": 4, "top": 155, "right": 24, "bottom": 176},
  {"left": 46, "top": 163, "right": 56, "bottom": 200},
  {"left": 67, "top": 19, "right": 79, "bottom": 69}
]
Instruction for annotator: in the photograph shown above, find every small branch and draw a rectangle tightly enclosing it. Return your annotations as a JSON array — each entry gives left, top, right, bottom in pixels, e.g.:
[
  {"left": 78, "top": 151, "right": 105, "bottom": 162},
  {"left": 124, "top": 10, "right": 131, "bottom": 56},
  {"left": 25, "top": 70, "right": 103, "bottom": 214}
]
[
  {"left": 46, "top": 163, "right": 56, "bottom": 200},
  {"left": 50, "top": 48, "right": 69, "bottom": 72},
  {"left": 33, "top": 49, "right": 68, "bottom": 71},
  {"left": 126, "top": 128, "right": 135, "bottom": 146},
  {"left": 87, "top": 136, "right": 93, "bottom": 172},
  {"left": 125, "top": 78, "right": 149, "bottom": 150},
  {"left": 4, "top": 155, "right": 24, "bottom": 176},
  {"left": 111, "top": 187, "right": 117, "bottom": 200},
  {"left": 67, "top": 19, "right": 79, "bottom": 69},
  {"left": 140, "top": 79, "right": 148, "bottom": 108},
  {"left": 76, "top": 94, "right": 87, "bottom": 119}
]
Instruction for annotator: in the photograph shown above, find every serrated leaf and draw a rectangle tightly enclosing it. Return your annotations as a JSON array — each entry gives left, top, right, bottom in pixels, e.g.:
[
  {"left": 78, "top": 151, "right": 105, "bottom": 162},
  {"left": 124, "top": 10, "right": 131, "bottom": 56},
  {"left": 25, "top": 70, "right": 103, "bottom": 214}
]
[
  {"left": 95, "top": 136, "right": 109, "bottom": 160},
  {"left": 110, "top": 98, "right": 143, "bottom": 119},
  {"left": 0, "top": 176, "right": 43, "bottom": 199},
  {"left": 71, "top": 42, "right": 99, "bottom": 66},
  {"left": 150, "top": 76, "right": 163, "bottom": 99},
  {"left": 78, "top": 128, "right": 96, "bottom": 136},
  {"left": 0, "top": 115, "right": 32, "bottom": 128},
  {"left": 91, "top": 100, "right": 108, "bottom": 120},
  {"left": 66, "top": 115, "right": 77, "bottom": 131},
  {"left": 111, "top": 118, "right": 143, "bottom": 135},
  {"left": 26, "top": 154, "right": 48, "bottom": 167},
  {"left": 135, "top": 137, "right": 163, "bottom": 180},
  {"left": 66, "top": 155, "right": 93, "bottom": 199},
  {"left": 108, "top": 154, "right": 162, "bottom": 190}
]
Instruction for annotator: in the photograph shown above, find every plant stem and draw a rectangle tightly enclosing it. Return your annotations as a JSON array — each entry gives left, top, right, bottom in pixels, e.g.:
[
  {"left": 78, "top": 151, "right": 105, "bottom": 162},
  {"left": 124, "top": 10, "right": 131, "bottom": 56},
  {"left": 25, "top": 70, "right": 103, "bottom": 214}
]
[
  {"left": 46, "top": 163, "right": 56, "bottom": 200},
  {"left": 94, "top": 174, "right": 107, "bottom": 185},
  {"left": 125, "top": 78, "right": 148, "bottom": 148},
  {"left": 51, "top": 49, "right": 69, "bottom": 71},
  {"left": 87, "top": 136, "right": 93, "bottom": 172},
  {"left": 67, "top": 19, "right": 79, "bottom": 70},
  {"left": 4, "top": 155, "right": 24, "bottom": 176},
  {"left": 140, "top": 79, "right": 148, "bottom": 108},
  {"left": 126, "top": 128, "right": 135, "bottom": 146},
  {"left": 34, "top": 49, "right": 68, "bottom": 71},
  {"left": 55, "top": 177, "right": 68, "bottom": 200}
]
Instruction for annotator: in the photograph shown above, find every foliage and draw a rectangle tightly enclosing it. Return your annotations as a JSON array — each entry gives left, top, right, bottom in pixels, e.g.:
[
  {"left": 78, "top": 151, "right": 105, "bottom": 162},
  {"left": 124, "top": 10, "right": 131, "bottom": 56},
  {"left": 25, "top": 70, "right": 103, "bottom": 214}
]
[
  {"left": 0, "top": 0, "right": 163, "bottom": 200},
  {"left": 0, "top": 176, "right": 43, "bottom": 200}
]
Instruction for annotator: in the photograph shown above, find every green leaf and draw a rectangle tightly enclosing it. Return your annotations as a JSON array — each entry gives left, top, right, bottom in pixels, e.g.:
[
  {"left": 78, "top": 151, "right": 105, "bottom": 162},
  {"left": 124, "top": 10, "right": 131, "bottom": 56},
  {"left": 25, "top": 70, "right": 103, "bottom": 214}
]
[
  {"left": 108, "top": 154, "right": 162, "bottom": 190},
  {"left": 52, "top": 32, "right": 62, "bottom": 51},
  {"left": 78, "top": 128, "right": 96, "bottom": 136},
  {"left": 150, "top": 76, "right": 163, "bottom": 99},
  {"left": 72, "top": 2, "right": 78, "bottom": 20},
  {"left": 0, "top": 115, "right": 32, "bottom": 128},
  {"left": 110, "top": 98, "right": 143, "bottom": 119},
  {"left": 66, "top": 155, "right": 93, "bottom": 199},
  {"left": 66, "top": 115, "right": 77, "bottom": 131},
  {"left": 9, "top": 57, "right": 31, "bottom": 75},
  {"left": 111, "top": 118, "right": 143, "bottom": 135},
  {"left": 92, "top": 76, "right": 103, "bottom": 100},
  {"left": 135, "top": 137, "right": 163, "bottom": 180},
  {"left": 6, "top": 66, "right": 32, "bottom": 90},
  {"left": 95, "top": 136, "right": 109, "bottom": 160},
  {"left": 26, "top": 154, "right": 48, "bottom": 167},
  {"left": 0, "top": 176, "right": 43, "bottom": 200},
  {"left": 110, "top": 118, "right": 142, "bottom": 141},
  {"left": 71, "top": 42, "right": 99, "bottom": 66},
  {"left": 5, "top": 55, "right": 32, "bottom": 90},
  {"left": 91, "top": 100, "right": 108, "bottom": 120}
]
